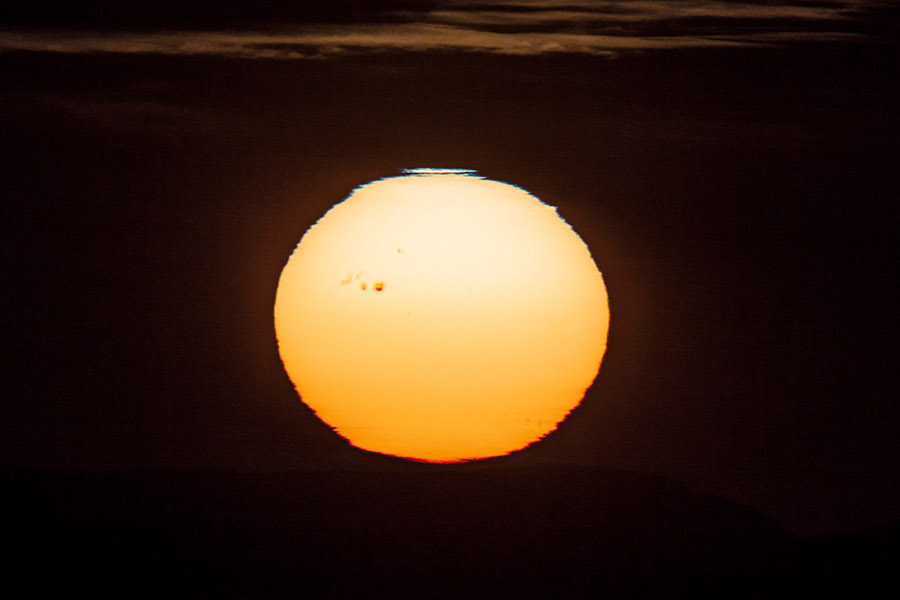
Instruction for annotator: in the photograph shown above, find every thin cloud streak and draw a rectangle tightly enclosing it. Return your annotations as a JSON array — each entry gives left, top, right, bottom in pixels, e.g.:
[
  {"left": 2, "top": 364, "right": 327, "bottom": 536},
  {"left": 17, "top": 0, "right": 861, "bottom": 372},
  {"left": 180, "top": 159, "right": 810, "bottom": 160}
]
[
  {"left": 427, "top": 1, "right": 853, "bottom": 26},
  {"left": 0, "top": 25, "right": 747, "bottom": 59}
]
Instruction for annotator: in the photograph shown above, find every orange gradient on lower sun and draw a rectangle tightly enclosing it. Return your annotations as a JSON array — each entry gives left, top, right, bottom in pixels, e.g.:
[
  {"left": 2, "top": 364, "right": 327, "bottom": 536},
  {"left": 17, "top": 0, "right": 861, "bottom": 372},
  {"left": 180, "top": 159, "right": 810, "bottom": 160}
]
[{"left": 274, "top": 169, "right": 609, "bottom": 462}]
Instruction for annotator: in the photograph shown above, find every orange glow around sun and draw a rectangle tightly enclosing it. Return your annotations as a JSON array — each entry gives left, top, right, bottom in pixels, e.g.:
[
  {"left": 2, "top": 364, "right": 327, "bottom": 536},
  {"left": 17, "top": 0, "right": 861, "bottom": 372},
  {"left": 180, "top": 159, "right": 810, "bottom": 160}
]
[{"left": 274, "top": 169, "right": 609, "bottom": 462}]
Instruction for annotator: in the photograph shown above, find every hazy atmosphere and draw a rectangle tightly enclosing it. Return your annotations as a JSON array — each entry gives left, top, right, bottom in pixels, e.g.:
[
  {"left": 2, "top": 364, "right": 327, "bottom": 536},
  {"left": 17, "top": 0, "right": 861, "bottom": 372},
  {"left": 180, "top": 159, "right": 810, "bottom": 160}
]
[{"left": 2, "top": 1, "right": 898, "bottom": 596}]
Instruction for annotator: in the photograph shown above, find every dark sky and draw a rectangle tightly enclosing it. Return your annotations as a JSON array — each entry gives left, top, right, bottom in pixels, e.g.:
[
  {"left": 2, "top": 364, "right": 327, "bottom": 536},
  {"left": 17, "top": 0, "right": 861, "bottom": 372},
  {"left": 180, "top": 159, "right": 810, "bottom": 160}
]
[{"left": 1, "top": 1, "right": 898, "bottom": 535}]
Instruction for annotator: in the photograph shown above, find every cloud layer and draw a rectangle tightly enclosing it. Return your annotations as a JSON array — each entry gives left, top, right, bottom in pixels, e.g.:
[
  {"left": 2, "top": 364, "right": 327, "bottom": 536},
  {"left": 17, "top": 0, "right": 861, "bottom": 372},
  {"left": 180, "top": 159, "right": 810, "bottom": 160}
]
[{"left": 0, "top": 1, "right": 889, "bottom": 58}]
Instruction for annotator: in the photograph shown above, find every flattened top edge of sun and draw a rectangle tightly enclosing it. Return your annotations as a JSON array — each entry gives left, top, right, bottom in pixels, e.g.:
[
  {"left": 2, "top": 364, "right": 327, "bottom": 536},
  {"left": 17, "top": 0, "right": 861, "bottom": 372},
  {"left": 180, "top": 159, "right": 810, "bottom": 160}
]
[{"left": 401, "top": 168, "right": 478, "bottom": 175}]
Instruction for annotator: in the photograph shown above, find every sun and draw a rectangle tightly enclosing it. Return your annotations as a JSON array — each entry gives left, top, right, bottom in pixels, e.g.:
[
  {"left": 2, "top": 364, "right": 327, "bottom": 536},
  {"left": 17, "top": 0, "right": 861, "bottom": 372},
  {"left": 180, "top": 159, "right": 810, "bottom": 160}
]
[{"left": 274, "top": 169, "right": 609, "bottom": 462}]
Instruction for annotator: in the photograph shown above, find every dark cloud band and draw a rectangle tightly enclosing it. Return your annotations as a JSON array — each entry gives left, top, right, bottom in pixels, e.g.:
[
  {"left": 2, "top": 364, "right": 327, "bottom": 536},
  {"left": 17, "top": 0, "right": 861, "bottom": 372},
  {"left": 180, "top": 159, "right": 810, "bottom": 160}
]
[{"left": 0, "top": 1, "right": 890, "bottom": 58}]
